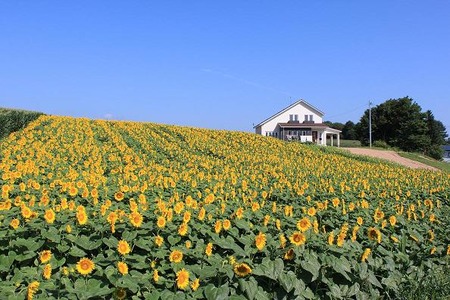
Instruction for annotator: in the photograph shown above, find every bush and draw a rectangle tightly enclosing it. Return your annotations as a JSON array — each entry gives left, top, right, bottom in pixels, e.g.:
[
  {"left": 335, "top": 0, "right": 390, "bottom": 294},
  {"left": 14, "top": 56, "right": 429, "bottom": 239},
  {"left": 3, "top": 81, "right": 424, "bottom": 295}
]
[
  {"left": 0, "top": 108, "right": 44, "bottom": 139},
  {"left": 373, "top": 140, "right": 389, "bottom": 149},
  {"left": 425, "top": 144, "right": 444, "bottom": 161}
]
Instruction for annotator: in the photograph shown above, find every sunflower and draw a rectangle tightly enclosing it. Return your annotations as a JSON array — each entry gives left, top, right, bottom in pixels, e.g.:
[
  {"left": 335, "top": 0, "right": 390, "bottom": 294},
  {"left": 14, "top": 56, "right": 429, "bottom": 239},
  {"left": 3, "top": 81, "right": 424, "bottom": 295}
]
[
  {"left": 129, "top": 211, "right": 143, "bottom": 228},
  {"left": 289, "top": 232, "right": 306, "bottom": 246},
  {"left": 153, "top": 269, "right": 159, "bottom": 283},
  {"left": 117, "top": 261, "right": 128, "bottom": 275},
  {"left": 255, "top": 232, "right": 266, "bottom": 251},
  {"left": 169, "top": 250, "right": 183, "bottom": 263},
  {"left": 117, "top": 240, "right": 131, "bottom": 255},
  {"left": 27, "top": 281, "right": 40, "bottom": 300},
  {"left": 234, "top": 263, "right": 252, "bottom": 277},
  {"left": 178, "top": 223, "right": 188, "bottom": 236},
  {"left": 176, "top": 268, "right": 190, "bottom": 290},
  {"left": 40, "top": 250, "right": 52, "bottom": 263},
  {"left": 283, "top": 248, "right": 294, "bottom": 260},
  {"left": 114, "top": 288, "right": 127, "bottom": 300},
  {"left": 185, "top": 240, "right": 192, "bottom": 249},
  {"left": 44, "top": 209, "right": 56, "bottom": 224},
  {"left": 155, "top": 235, "right": 164, "bottom": 247},
  {"left": 198, "top": 207, "right": 206, "bottom": 221},
  {"left": 214, "top": 220, "right": 222, "bottom": 234},
  {"left": 235, "top": 207, "right": 244, "bottom": 219},
  {"left": 296, "top": 217, "right": 311, "bottom": 232},
  {"left": 156, "top": 216, "right": 166, "bottom": 228},
  {"left": 43, "top": 264, "right": 52, "bottom": 280},
  {"left": 68, "top": 187, "right": 78, "bottom": 197},
  {"left": 328, "top": 232, "right": 335, "bottom": 245},
  {"left": 21, "top": 206, "right": 32, "bottom": 219},
  {"left": 356, "top": 217, "right": 363, "bottom": 226},
  {"left": 114, "top": 191, "right": 124, "bottom": 201},
  {"left": 307, "top": 207, "right": 316, "bottom": 217},
  {"left": 205, "top": 243, "right": 213, "bottom": 256},
  {"left": 10, "top": 218, "right": 20, "bottom": 229},
  {"left": 190, "top": 278, "right": 200, "bottom": 291},
  {"left": 222, "top": 219, "right": 231, "bottom": 230},
  {"left": 76, "top": 257, "right": 95, "bottom": 275},
  {"left": 183, "top": 211, "right": 191, "bottom": 223},
  {"left": 367, "top": 227, "right": 382, "bottom": 243},
  {"left": 361, "top": 248, "right": 371, "bottom": 262},
  {"left": 389, "top": 215, "right": 397, "bottom": 227},
  {"left": 76, "top": 210, "right": 88, "bottom": 225},
  {"left": 279, "top": 234, "right": 286, "bottom": 249}
]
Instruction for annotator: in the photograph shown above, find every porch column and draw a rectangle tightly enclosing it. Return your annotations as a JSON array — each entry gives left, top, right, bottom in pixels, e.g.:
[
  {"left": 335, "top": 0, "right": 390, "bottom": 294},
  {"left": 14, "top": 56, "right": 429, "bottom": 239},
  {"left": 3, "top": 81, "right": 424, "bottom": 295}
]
[
  {"left": 337, "top": 134, "right": 340, "bottom": 147},
  {"left": 331, "top": 134, "right": 333, "bottom": 146}
]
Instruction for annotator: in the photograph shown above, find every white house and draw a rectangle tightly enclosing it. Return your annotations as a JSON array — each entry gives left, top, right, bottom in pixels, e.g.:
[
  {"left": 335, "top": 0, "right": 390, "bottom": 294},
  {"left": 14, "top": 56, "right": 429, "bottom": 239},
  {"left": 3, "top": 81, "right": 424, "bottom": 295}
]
[
  {"left": 254, "top": 100, "right": 341, "bottom": 146},
  {"left": 443, "top": 145, "right": 450, "bottom": 163}
]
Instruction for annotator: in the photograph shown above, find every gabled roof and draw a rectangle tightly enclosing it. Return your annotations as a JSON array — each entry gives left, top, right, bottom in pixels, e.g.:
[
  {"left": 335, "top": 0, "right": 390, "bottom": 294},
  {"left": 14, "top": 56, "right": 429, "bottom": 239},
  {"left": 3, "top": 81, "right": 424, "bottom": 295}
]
[{"left": 254, "top": 99, "right": 324, "bottom": 128}]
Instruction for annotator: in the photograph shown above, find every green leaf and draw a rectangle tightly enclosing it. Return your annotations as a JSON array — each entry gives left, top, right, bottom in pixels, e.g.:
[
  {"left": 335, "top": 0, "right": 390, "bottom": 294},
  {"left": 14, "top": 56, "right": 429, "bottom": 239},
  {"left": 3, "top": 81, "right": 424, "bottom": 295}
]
[
  {"left": 102, "top": 236, "right": 119, "bottom": 248},
  {"left": 252, "top": 258, "right": 284, "bottom": 280},
  {"left": 68, "top": 246, "right": 87, "bottom": 257},
  {"left": 238, "top": 278, "right": 258, "bottom": 300},
  {"left": 300, "top": 259, "right": 320, "bottom": 281},
  {"left": 168, "top": 235, "right": 181, "bottom": 246},
  {"left": 367, "top": 271, "right": 382, "bottom": 289},
  {"left": 204, "top": 284, "right": 230, "bottom": 300},
  {"left": 279, "top": 271, "right": 296, "bottom": 293},
  {"left": 122, "top": 230, "right": 138, "bottom": 242},
  {"left": 42, "top": 226, "right": 61, "bottom": 243}
]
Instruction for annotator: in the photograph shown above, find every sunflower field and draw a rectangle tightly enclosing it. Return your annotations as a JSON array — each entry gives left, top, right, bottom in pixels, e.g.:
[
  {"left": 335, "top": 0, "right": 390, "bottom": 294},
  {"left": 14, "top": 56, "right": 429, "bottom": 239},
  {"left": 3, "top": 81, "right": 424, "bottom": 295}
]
[{"left": 0, "top": 115, "right": 449, "bottom": 299}]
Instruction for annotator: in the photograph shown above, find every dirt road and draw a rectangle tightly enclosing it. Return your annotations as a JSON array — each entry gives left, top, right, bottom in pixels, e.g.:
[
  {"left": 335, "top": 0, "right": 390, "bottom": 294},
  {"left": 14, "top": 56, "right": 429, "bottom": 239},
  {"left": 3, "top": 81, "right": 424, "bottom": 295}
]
[{"left": 344, "top": 148, "right": 438, "bottom": 171}]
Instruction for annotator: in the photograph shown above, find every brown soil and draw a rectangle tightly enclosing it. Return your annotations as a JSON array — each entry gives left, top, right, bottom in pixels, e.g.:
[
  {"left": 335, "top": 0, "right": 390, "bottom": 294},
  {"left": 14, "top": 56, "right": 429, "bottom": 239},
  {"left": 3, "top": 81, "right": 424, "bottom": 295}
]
[{"left": 344, "top": 148, "right": 438, "bottom": 171}]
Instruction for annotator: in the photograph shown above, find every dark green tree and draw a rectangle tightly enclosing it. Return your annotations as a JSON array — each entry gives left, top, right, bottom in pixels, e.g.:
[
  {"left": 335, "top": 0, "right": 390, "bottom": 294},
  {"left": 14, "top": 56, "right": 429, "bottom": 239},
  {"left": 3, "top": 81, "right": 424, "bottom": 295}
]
[
  {"left": 341, "top": 121, "right": 357, "bottom": 140},
  {"left": 355, "top": 97, "right": 446, "bottom": 159}
]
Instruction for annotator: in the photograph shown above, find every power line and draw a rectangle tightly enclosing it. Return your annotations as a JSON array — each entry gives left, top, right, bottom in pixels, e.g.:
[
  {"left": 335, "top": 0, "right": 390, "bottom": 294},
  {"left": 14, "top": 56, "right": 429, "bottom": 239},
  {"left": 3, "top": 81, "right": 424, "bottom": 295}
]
[{"left": 326, "top": 103, "right": 368, "bottom": 119}]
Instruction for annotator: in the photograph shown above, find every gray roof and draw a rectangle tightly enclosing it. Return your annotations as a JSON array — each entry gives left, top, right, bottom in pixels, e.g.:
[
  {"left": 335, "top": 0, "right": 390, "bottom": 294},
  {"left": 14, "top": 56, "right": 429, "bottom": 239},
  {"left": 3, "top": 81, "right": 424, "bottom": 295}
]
[
  {"left": 443, "top": 145, "right": 450, "bottom": 151},
  {"left": 254, "top": 99, "right": 324, "bottom": 128}
]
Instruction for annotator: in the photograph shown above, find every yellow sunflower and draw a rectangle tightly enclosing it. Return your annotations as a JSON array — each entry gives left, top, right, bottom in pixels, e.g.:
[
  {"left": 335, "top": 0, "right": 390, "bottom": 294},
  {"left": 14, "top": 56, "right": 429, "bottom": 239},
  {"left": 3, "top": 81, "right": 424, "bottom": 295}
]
[
  {"left": 367, "top": 227, "right": 382, "bottom": 243},
  {"left": 9, "top": 218, "right": 20, "bottom": 229},
  {"left": 44, "top": 209, "right": 56, "bottom": 224},
  {"left": 43, "top": 264, "right": 52, "bottom": 280},
  {"left": 129, "top": 211, "right": 143, "bottom": 228},
  {"left": 190, "top": 278, "right": 200, "bottom": 291},
  {"left": 296, "top": 217, "right": 311, "bottom": 232},
  {"left": 117, "top": 261, "right": 128, "bottom": 275},
  {"left": 117, "top": 240, "right": 131, "bottom": 255},
  {"left": 361, "top": 248, "right": 371, "bottom": 262},
  {"left": 205, "top": 242, "right": 213, "bottom": 257},
  {"left": 176, "top": 268, "right": 190, "bottom": 290},
  {"left": 234, "top": 263, "right": 252, "bottom": 277},
  {"left": 289, "top": 232, "right": 306, "bottom": 246},
  {"left": 76, "top": 257, "right": 95, "bottom": 275},
  {"left": 169, "top": 250, "right": 183, "bottom": 263},
  {"left": 255, "top": 232, "right": 266, "bottom": 251},
  {"left": 40, "top": 250, "right": 52, "bottom": 264}
]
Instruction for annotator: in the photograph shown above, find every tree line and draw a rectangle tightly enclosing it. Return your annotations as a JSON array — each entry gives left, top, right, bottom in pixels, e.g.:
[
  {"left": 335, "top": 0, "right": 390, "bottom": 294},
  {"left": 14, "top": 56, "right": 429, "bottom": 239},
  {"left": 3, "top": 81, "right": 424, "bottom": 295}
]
[{"left": 325, "top": 97, "right": 448, "bottom": 160}]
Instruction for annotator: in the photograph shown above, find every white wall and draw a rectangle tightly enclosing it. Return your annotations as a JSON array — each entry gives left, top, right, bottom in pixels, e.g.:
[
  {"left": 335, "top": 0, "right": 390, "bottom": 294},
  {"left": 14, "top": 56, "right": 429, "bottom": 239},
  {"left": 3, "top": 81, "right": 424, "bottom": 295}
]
[{"left": 259, "top": 102, "right": 323, "bottom": 135}]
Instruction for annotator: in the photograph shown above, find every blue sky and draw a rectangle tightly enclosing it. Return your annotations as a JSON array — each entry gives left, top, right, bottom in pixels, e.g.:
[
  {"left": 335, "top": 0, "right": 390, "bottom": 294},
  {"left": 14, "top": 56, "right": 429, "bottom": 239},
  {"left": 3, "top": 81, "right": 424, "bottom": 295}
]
[{"left": 1, "top": 1, "right": 449, "bottom": 132}]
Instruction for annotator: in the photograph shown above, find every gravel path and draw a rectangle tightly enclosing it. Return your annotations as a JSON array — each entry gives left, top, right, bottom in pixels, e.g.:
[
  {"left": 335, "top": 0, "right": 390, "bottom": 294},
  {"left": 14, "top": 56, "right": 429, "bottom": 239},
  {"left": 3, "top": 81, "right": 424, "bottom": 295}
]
[{"left": 344, "top": 148, "right": 438, "bottom": 171}]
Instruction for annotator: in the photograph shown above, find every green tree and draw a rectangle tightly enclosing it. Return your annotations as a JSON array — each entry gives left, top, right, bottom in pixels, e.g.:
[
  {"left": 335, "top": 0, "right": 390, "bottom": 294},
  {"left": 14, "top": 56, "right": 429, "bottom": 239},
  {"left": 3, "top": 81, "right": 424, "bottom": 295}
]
[
  {"left": 341, "top": 121, "right": 357, "bottom": 140},
  {"left": 355, "top": 97, "right": 446, "bottom": 158}
]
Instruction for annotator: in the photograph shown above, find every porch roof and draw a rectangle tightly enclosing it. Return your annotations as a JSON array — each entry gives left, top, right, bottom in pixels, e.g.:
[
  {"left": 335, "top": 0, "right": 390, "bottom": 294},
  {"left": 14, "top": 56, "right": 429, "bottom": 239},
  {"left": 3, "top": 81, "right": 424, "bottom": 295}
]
[{"left": 277, "top": 122, "right": 341, "bottom": 133}]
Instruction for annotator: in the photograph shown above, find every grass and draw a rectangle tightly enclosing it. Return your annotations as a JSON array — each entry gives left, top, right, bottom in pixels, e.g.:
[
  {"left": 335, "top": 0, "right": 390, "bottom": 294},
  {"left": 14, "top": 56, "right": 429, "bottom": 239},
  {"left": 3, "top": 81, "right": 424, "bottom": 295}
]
[
  {"left": 337, "top": 139, "right": 362, "bottom": 147},
  {"left": 398, "top": 151, "right": 450, "bottom": 173}
]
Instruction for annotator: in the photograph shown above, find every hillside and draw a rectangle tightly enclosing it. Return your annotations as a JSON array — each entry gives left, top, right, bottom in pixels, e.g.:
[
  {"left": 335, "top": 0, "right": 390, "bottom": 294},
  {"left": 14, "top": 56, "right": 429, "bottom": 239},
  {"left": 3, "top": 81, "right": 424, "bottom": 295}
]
[{"left": 0, "top": 115, "right": 449, "bottom": 299}]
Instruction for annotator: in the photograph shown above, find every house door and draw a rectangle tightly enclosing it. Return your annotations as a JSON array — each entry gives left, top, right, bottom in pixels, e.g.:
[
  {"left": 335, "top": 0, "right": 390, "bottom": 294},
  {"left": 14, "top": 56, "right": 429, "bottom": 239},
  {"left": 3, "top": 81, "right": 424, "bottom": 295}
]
[{"left": 312, "top": 131, "right": 317, "bottom": 143}]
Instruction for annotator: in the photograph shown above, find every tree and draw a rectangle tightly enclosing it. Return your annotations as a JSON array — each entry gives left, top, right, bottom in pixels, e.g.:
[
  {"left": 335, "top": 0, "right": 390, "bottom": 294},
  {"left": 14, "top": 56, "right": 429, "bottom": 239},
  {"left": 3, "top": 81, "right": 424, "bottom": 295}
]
[
  {"left": 424, "top": 110, "right": 447, "bottom": 159},
  {"left": 342, "top": 121, "right": 357, "bottom": 140},
  {"left": 355, "top": 97, "right": 446, "bottom": 159}
]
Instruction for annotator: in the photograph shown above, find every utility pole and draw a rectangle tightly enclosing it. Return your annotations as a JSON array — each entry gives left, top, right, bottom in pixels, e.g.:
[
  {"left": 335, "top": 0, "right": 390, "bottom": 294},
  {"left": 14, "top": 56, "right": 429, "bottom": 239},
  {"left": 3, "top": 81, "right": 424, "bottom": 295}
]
[{"left": 369, "top": 101, "right": 372, "bottom": 148}]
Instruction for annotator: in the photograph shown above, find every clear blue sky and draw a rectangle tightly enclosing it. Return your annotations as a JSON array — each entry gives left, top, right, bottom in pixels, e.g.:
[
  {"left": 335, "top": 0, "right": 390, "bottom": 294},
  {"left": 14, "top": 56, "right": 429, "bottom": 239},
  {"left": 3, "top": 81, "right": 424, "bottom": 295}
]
[{"left": 1, "top": 1, "right": 449, "bottom": 132}]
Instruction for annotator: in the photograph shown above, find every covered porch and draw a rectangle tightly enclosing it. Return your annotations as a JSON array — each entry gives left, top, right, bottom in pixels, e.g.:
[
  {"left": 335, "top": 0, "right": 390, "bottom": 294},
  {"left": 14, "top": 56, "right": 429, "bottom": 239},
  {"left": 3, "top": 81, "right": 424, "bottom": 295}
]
[{"left": 277, "top": 123, "right": 341, "bottom": 147}]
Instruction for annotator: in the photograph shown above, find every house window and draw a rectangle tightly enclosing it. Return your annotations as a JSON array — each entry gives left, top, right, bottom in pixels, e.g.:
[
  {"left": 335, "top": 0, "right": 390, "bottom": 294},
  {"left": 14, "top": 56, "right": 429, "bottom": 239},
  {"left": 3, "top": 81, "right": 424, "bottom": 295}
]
[
  {"left": 294, "top": 114, "right": 298, "bottom": 121},
  {"left": 304, "top": 115, "right": 308, "bottom": 122},
  {"left": 309, "top": 115, "right": 313, "bottom": 121},
  {"left": 289, "top": 114, "right": 293, "bottom": 121}
]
